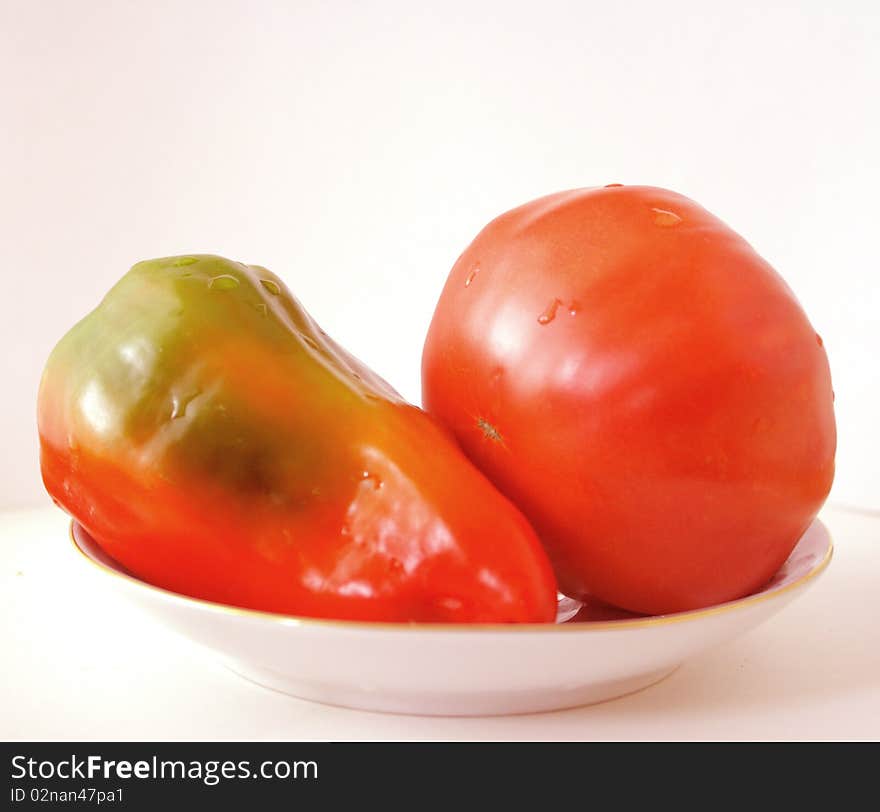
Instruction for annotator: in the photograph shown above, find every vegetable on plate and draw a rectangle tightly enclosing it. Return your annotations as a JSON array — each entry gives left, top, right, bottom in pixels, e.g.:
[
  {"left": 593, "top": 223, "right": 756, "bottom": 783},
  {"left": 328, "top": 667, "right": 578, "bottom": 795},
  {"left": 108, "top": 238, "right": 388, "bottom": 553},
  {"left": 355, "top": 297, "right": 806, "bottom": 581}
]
[
  {"left": 39, "top": 255, "right": 558, "bottom": 623},
  {"left": 422, "top": 185, "right": 836, "bottom": 615}
]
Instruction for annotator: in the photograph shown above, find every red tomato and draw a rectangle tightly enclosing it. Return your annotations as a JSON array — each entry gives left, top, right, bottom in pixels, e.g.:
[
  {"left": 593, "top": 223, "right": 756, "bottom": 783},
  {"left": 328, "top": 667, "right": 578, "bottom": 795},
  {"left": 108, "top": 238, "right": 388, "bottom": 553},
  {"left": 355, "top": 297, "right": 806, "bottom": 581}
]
[{"left": 422, "top": 186, "right": 836, "bottom": 615}]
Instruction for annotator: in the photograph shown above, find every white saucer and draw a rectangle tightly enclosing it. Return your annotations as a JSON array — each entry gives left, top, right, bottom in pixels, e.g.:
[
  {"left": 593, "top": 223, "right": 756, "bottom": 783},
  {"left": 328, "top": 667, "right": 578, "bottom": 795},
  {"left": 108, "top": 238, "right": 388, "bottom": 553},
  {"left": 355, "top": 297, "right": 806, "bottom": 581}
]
[{"left": 70, "top": 520, "right": 832, "bottom": 716}]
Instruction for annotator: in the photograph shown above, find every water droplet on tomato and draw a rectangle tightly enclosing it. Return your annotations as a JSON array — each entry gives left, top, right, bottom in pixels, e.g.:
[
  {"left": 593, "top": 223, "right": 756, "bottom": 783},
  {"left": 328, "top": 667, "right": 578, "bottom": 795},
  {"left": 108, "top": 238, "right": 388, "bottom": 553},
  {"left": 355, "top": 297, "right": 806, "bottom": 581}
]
[
  {"left": 651, "top": 207, "right": 682, "bottom": 227},
  {"left": 816, "top": 333, "right": 824, "bottom": 347},
  {"left": 538, "top": 298, "right": 562, "bottom": 325},
  {"left": 261, "top": 279, "right": 281, "bottom": 295},
  {"left": 253, "top": 302, "right": 268, "bottom": 317},
  {"left": 465, "top": 267, "right": 480, "bottom": 287},
  {"left": 302, "top": 335, "right": 319, "bottom": 351},
  {"left": 604, "top": 183, "right": 623, "bottom": 188},
  {"left": 209, "top": 274, "right": 239, "bottom": 290},
  {"left": 172, "top": 256, "right": 198, "bottom": 267},
  {"left": 568, "top": 302, "right": 580, "bottom": 316}
]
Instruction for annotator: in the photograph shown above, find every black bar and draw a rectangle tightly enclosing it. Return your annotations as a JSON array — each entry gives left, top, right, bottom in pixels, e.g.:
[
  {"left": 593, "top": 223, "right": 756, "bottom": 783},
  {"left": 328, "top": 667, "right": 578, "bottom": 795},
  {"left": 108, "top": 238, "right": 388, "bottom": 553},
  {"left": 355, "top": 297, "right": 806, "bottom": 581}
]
[{"left": 0, "top": 741, "right": 859, "bottom": 808}]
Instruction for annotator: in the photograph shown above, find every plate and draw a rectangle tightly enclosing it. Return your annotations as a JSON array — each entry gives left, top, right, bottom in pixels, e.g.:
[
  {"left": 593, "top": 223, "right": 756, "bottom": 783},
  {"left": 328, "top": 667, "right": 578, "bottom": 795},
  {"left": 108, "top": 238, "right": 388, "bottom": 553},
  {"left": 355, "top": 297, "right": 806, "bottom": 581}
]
[{"left": 70, "top": 520, "right": 832, "bottom": 716}]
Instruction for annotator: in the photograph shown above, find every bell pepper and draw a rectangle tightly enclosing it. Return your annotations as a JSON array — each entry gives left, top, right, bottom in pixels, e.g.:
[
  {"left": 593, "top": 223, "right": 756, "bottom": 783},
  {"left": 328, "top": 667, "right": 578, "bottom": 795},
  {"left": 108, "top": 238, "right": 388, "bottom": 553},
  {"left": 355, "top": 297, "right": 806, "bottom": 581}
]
[{"left": 38, "top": 255, "right": 557, "bottom": 622}]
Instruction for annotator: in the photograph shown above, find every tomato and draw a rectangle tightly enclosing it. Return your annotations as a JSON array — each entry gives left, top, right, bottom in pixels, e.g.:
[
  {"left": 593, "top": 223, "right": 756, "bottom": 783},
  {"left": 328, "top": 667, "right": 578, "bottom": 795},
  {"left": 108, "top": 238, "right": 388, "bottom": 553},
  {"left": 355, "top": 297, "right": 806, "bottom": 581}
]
[
  {"left": 422, "top": 186, "right": 836, "bottom": 615},
  {"left": 39, "top": 255, "right": 558, "bottom": 623}
]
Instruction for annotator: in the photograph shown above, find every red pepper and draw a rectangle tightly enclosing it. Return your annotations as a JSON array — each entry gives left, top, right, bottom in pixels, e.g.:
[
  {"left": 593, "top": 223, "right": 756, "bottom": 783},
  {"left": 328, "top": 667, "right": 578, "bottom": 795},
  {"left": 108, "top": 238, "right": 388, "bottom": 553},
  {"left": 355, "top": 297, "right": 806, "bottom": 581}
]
[{"left": 39, "top": 255, "right": 558, "bottom": 622}]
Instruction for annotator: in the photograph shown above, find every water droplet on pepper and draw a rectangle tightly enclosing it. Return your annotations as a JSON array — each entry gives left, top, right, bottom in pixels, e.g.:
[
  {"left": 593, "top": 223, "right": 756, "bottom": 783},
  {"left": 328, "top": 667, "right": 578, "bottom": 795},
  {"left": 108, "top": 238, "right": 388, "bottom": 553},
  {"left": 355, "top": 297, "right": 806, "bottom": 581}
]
[
  {"left": 361, "top": 471, "right": 382, "bottom": 490},
  {"left": 209, "top": 274, "right": 240, "bottom": 290},
  {"left": 170, "top": 391, "right": 200, "bottom": 419}
]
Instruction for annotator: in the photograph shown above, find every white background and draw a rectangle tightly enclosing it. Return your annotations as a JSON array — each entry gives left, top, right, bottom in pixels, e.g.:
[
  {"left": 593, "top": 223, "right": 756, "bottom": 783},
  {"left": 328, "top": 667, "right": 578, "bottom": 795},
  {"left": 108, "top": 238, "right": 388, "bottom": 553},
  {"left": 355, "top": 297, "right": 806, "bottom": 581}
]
[{"left": 1, "top": 0, "right": 878, "bottom": 510}]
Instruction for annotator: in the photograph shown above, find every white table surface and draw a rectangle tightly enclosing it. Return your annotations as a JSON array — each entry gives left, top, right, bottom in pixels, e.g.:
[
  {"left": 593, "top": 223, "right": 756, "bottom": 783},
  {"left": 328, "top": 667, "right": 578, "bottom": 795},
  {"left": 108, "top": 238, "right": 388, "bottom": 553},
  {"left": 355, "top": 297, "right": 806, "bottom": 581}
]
[{"left": 2, "top": 504, "right": 877, "bottom": 741}]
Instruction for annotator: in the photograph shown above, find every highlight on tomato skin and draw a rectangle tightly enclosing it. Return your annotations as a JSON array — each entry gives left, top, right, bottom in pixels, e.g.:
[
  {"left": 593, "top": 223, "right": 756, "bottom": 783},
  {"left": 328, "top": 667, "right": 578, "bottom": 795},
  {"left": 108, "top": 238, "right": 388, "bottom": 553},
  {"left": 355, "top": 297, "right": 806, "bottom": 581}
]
[
  {"left": 421, "top": 185, "right": 836, "bottom": 616},
  {"left": 38, "top": 255, "right": 559, "bottom": 624}
]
